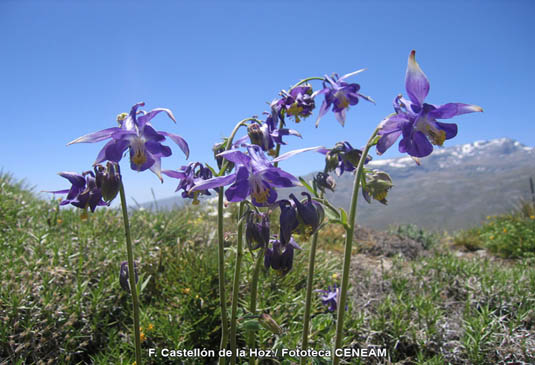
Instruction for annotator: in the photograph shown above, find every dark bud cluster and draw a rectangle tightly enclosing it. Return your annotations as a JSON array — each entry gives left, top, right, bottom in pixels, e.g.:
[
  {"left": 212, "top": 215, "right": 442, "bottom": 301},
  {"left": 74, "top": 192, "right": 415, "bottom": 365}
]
[{"left": 94, "top": 161, "right": 121, "bottom": 203}]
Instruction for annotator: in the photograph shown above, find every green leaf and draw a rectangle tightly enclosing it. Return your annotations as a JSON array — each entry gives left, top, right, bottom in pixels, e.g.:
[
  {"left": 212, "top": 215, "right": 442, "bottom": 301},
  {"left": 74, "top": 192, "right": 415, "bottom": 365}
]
[
  {"left": 340, "top": 208, "right": 348, "bottom": 225},
  {"left": 299, "top": 177, "right": 317, "bottom": 197},
  {"left": 241, "top": 319, "right": 262, "bottom": 332}
]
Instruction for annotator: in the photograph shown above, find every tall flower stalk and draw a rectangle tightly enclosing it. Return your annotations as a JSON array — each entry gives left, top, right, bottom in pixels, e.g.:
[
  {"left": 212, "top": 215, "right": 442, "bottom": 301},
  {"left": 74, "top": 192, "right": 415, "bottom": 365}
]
[
  {"left": 229, "top": 201, "right": 246, "bottom": 365},
  {"left": 300, "top": 230, "right": 319, "bottom": 364},
  {"left": 118, "top": 179, "right": 143, "bottom": 365},
  {"left": 332, "top": 128, "right": 378, "bottom": 365}
]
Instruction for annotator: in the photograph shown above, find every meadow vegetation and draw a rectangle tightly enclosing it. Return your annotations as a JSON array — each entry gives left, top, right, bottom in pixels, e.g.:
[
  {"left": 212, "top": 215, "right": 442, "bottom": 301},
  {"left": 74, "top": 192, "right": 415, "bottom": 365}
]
[{"left": 1, "top": 172, "right": 534, "bottom": 364}]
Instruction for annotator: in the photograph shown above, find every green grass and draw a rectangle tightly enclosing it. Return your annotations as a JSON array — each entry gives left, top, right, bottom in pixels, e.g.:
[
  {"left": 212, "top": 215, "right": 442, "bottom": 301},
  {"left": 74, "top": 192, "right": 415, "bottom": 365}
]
[{"left": 1, "top": 172, "right": 535, "bottom": 364}]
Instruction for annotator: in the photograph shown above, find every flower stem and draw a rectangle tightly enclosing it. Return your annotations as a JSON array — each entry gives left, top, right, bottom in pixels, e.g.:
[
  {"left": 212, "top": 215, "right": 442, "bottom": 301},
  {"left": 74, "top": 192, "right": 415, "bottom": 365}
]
[
  {"left": 218, "top": 117, "right": 260, "bottom": 176},
  {"left": 247, "top": 249, "right": 264, "bottom": 365},
  {"left": 217, "top": 187, "right": 230, "bottom": 364},
  {"left": 229, "top": 201, "right": 246, "bottom": 365},
  {"left": 118, "top": 180, "right": 142, "bottom": 365},
  {"left": 332, "top": 128, "right": 378, "bottom": 365},
  {"left": 300, "top": 230, "right": 320, "bottom": 365},
  {"left": 290, "top": 76, "right": 325, "bottom": 91}
]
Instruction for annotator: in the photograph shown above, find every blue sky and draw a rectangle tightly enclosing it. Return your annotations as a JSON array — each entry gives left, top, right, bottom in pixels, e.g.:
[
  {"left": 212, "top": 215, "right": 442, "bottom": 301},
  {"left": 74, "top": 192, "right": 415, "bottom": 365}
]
[{"left": 1, "top": 1, "right": 533, "bottom": 205}]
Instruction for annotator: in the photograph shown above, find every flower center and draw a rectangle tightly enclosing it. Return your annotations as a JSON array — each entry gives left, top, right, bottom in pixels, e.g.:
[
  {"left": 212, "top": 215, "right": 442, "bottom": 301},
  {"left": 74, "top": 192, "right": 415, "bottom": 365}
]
[
  {"left": 415, "top": 117, "right": 446, "bottom": 146},
  {"left": 335, "top": 91, "right": 350, "bottom": 109},
  {"left": 131, "top": 137, "right": 147, "bottom": 168},
  {"left": 249, "top": 175, "right": 270, "bottom": 204}
]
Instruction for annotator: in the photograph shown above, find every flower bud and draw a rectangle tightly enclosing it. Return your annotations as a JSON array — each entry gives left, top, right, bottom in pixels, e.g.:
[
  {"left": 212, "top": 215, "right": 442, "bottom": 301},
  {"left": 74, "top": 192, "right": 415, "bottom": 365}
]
[
  {"left": 94, "top": 162, "right": 121, "bottom": 203},
  {"left": 119, "top": 261, "right": 138, "bottom": 293},
  {"left": 290, "top": 192, "right": 325, "bottom": 237},
  {"left": 245, "top": 211, "right": 270, "bottom": 250},
  {"left": 362, "top": 170, "right": 393, "bottom": 205},
  {"left": 314, "top": 172, "right": 336, "bottom": 193},
  {"left": 259, "top": 313, "right": 282, "bottom": 335},
  {"left": 278, "top": 200, "right": 298, "bottom": 246},
  {"left": 264, "top": 238, "right": 302, "bottom": 275},
  {"left": 247, "top": 123, "right": 267, "bottom": 149},
  {"left": 213, "top": 140, "right": 234, "bottom": 171}
]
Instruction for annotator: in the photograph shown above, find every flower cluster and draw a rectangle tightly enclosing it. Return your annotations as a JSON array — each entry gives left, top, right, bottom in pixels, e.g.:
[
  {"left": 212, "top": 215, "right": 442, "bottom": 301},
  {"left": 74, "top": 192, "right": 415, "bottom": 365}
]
[{"left": 162, "top": 162, "right": 213, "bottom": 205}]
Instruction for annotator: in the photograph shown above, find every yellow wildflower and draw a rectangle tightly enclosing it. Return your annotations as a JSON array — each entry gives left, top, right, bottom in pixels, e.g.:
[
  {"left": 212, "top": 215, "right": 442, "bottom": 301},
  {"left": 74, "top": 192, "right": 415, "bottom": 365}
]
[
  {"left": 182, "top": 288, "right": 191, "bottom": 295},
  {"left": 140, "top": 331, "right": 146, "bottom": 342}
]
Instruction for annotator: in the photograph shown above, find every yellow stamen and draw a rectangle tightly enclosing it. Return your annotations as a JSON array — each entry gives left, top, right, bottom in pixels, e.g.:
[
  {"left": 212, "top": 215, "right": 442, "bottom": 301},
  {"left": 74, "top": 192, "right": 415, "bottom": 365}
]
[{"left": 373, "top": 191, "right": 388, "bottom": 201}]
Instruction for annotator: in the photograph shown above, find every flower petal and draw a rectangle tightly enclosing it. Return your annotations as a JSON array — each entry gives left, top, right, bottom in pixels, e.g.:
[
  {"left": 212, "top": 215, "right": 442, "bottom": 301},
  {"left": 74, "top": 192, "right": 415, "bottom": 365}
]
[
  {"left": 435, "top": 121, "right": 458, "bottom": 140},
  {"left": 58, "top": 172, "right": 86, "bottom": 187},
  {"left": 339, "top": 68, "right": 366, "bottom": 81},
  {"left": 191, "top": 172, "right": 237, "bottom": 192},
  {"left": 137, "top": 108, "right": 176, "bottom": 129},
  {"left": 94, "top": 139, "right": 130, "bottom": 164},
  {"left": 159, "top": 131, "right": 190, "bottom": 159},
  {"left": 67, "top": 127, "right": 121, "bottom": 145},
  {"left": 225, "top": 178, "right": 250, "bottom": 203},
  {"left": 428, "top": 103, "right": 483, "bottom": 119},
  {"left": 217, "top": 149, "right": 251, "bottom": 166},
  {"left": 273, "top": 146, "right": 325, "bottom": 163},
  {"left": 400, "top": 130, "right": 433, "bottom": 157},
  {"left": 377, "top": 130, "right": 403, "bottom": 155},
  {"left": 405, "top": 50, "right": 429, "bottom": 107}
]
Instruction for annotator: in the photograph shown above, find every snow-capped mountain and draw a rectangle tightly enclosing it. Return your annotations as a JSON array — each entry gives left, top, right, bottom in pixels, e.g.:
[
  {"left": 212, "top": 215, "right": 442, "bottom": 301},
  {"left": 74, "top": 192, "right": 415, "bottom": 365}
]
[{"left": 323, "top": 138, "right": 534, "bottom": 231}]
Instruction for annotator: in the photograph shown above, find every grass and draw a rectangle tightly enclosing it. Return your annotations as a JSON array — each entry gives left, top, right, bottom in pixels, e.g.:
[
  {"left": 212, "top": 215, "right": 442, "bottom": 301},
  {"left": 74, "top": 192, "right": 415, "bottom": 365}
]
[{"left": 1, "top": 172, "right": 535, "bottom": 364}]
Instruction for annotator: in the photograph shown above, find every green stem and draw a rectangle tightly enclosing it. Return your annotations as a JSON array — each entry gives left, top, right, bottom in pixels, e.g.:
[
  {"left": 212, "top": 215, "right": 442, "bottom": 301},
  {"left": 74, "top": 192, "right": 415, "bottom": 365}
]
[
  {"left": 217, "top": 187, "right": 229, "bottom": 365},
  {"left": 300, "top": 230, "right": 320, "bottom": 365},
  {"left": 332, "top": 128, "right": 378, "bottom": 365},
  {"left": 216, "top": 117, "right": 258, "bottom": 365},
  {"left": 289, "top": 76, "right": 324, "bottom": 91},
  {"left": 218, "top": 118, "right": 260, "bottom": 177},
  {"left": 247, "top": 249, "right": 264, "bottom": 365},
  {"left": 119, "top": 181, "right": 142, "bottom": 365},
  {"left": 230, "top": 202, "right": 246, "bottom": 365}
]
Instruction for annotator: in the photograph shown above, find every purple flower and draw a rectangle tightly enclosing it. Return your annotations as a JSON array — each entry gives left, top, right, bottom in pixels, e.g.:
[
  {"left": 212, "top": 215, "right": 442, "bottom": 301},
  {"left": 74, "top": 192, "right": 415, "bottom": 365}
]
[
  {"left": 275, "top": 85, "right": 316, "bottom": 124},
  {"left": 47, "top": 171, "right": 108, "bottom": 212},
  {"left": 68, "top": 102, "right": 189, "bottom": 181},
  {"left": 316, "top": 285, "right": 340, "bottom": 312},
  {"left": 377, "top": 50, "right": 483, "bottom": 158},
  {"left": 320, "top": 141, "right": 371, "bottom": 176},
  {"left": 314, "top": 70, "right": 374, "bottom": 127},
  {"left": 162, "top": 162, "right": 213, "bottom": 205},
  {"left": 264, "top": 237, "right": 302, "bottom": 275},
  {"left": 290, "top": 192, "right": 324, "bottom": 237},
  {"left": 279, "top": 199, "right": 298, "bottom": 246},
  {"left": 190, "top": 145, "right": 310, "bottom": 207}
]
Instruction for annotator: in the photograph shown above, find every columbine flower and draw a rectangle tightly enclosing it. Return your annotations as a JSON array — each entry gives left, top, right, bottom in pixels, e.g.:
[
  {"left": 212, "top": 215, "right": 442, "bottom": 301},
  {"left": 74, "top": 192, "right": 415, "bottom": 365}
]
[
  {"left": 290, "top": 192, "right": 324, "bottom": 237},
  {"left": 67, "top": 102, "right": 189, "bottom": 181},
  {"left": 162, "top": 162, "right": 213, "bottom": 205},
  {"left": 377, "top": 50, "right": 483, "bottom": 158},
  {"left": 94, "top": 161, "right": 121, "bottom": 203},
  {"left": 191, "top": 145, "right": 318, "bottom": 207},
  {"left": 316, "top": 285, "right": 340, "bottom": 312},
  {"left": 264, "top": 237, "right": 302, "bottom": 275},
  {"left": 245, "top": 211, "right": 270, "bottom": 250},
  {"left": 362, "top": 170, "right": 393, "bottom": 205},
  {"left": 279, "top": 200, "right": 299, "bottom": 246},
  {"left": 320, "top": 141, "right": 372, "bottom": 176},
  {"left": 245, "top": 117, "right": 302, "bottom": 155},
  {"left": 275, "top": 85, "right": 316, "bottom": 123},
  {"left": 313, "top": 172, "right": 336, "bottom": 193},
  {"left": 119, "top": 261, "right": 138, "bottom": 293},
  {"left": 47, "top": 171, "right": 107, "bottom": 212},
  {"left": 314, "top": 70, "right": 374, "bottom": 127}
]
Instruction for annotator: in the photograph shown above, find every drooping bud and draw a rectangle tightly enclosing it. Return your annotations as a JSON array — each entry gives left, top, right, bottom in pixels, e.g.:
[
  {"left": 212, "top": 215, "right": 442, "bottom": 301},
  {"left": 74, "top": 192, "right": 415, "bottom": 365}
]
[
  {"left": 290, "top": 192, "right": 325, "bottom": 237},
  {"left": 314, "top": 172, "right": 336, "bottom": 193},
  {"left": 213, "top": 139, "right": 234, "bottom": 171},
  {"left": 264, "top": 238, "right": 302, "bottom": 275},
  {"left": 94, "top": 162, "right": 121, "bottom": 203},
  {"left": 119, "top": 261, "right": 138, "bottom": 293},
  {"left": 245, "top": 211, "right": 270, "bottom": 250},
  {"left": 362, "top": 170, "right": 393, "bottom": 205},
  {"left": 278, "top": 200, "right": 298, "bottom": 246},
  {"left": 247, "top": 122, "right": 271, "bottom": 151},
  {"left": 77, "top": 171, "right": 105, "bottom": 212},
  {"left": 259, "top": 313, "right": 283, "bottom": 335},
  {"left": 323, "top": 141, "right": 371, "bottom": 176}
]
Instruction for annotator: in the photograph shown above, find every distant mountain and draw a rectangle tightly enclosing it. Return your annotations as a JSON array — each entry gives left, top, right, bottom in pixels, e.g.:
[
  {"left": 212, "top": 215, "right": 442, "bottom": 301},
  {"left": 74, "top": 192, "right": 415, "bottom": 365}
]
[
  {"left": 303, "top": 138, "right": 534, "bottom": 231},
  {"left": 142, "top": 138, "right": 534, "bottom": 231}
]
